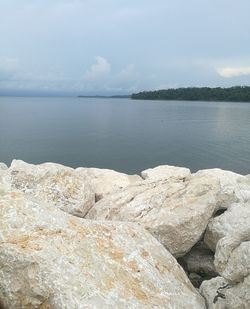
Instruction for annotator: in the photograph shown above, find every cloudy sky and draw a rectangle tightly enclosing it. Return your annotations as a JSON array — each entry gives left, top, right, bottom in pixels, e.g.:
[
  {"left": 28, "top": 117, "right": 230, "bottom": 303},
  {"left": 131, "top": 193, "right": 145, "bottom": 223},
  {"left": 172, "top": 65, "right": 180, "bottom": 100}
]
[{"left": 1, "top": 0, "right": 250, "bottom": 95}]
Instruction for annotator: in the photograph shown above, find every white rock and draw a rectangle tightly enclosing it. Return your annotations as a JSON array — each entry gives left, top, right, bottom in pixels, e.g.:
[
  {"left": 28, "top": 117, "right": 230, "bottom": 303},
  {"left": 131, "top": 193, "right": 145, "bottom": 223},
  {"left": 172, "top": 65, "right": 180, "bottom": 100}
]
[
  {"left": 0, "top": 162, "right": 8, "bottom": 170},
  {"left": 200, "top": 276, "right": 250, "bottom": 309},
  {"left": 141, "top": 165, "right": 191, "bottom": 181},
  {"left": 0, "top": 189, "right": 205, "bottom": 309},
  {"left": 201, "top": 203, "right": 250, "bottom": 308},
  {"left": 86, "top": 174, "right": 221, "bottom": 257},
  {"left": 194, "top": 168, "right": 250, "bottom": 206},
  {"left": 204, "top": 203, "right": 250, "bottom": 252},
  {"left": 211, "top": 204, "right": 250, "bottom": 283},
  {"left": 215, "top": 238, "right": 250, "bottom": 283},
  {"left": 2, "top": 160, "right": 95, "bottom": 217},
  {"left": 76, "top": 167, "right": 141, "bottom": 201}
]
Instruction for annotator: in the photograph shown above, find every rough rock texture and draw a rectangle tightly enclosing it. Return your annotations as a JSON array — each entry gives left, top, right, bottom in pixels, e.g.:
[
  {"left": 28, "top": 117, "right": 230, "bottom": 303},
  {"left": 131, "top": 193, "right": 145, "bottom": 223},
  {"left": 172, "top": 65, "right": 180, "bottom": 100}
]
[
  {"left": 141, "top": 165, "right": 191, "bottom": 181},
  {"left": 76, "top": 167, "right": 141, "bottom": 201},
  {"left": 195, "top": 168, "right": 250, "bottom": 207},
  {"left": 216, "top": 238, "right": 250, "bottom": 283},
  {"left": 212, "top": 204, "right": 250, "bottom": 283},
  {"left": 1, "top": 160, "right": 95, "bottom": 217},
  {"left": 204, "top": 202, "right": 250, "bottom": 252},
  {"left": 0, "top": 189, "right": 205, "bottom": 309},
  {"left": 0, "top": 163, "right": 8, "bottom": 170},
  {"left": 200, "top": 276, "right": 250, "bottom": 309},
  {"left": 201, "top": 203, "right": 250, "bottom": 308},
  {"left": 86, "top": 174, "right": 221, "bottom": 257}
]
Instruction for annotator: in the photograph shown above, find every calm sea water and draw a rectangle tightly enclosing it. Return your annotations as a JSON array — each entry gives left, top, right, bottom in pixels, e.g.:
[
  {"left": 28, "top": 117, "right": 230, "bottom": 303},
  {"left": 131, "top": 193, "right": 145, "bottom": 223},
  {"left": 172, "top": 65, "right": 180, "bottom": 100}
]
[{"left": 0, "top": 96, "right": 250, "bottom": 175}]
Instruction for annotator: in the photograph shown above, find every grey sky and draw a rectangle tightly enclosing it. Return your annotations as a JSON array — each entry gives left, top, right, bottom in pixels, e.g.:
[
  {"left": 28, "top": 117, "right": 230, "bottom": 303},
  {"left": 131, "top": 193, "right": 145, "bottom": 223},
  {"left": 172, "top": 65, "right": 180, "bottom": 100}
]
[{"left": 1, "top": 0, "right": 250, "bottom": 95}]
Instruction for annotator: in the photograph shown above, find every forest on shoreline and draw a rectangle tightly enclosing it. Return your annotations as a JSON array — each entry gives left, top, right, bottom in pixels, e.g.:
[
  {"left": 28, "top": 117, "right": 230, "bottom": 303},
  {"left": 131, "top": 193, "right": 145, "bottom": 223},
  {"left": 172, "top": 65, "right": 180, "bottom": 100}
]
[{"left": 131, "top": 86, "right": 250, "bottom": 102}]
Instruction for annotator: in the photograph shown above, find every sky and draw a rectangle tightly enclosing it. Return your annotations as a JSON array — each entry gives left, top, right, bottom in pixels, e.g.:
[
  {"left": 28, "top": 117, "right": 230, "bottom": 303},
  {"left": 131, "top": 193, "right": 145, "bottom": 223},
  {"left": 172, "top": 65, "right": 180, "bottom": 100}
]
[{"left": 1, "top": 0, "right": 250, "bottom": 95}]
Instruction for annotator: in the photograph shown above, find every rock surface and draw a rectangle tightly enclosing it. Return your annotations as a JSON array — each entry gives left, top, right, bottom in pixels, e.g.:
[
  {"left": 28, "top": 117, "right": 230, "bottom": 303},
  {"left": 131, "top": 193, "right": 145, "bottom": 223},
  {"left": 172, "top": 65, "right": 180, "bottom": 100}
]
[
  {"left": 0, "top": 188, "right": 205, "bottom": 309},
  {"left": 194, "top": 168, "right": 250, "bottom": 207},
  {"left": 200, "top": 276, "right": 250, "bottom": 309},
  {"left": 1, "top": 160, "right": 95, "bottom": 217},
  {"left": 76, "top": 167, "right": 141, "bottom": 201},
  {"left": 201, "top": 202, "right": 250, "bottom": 308},
  {"left": 0, "top": 163, "right": 8, "bottom": 170},
  {"left": 212, "top": 203, "right": 250, "bottom": 283},
  {"left": 2, "top": 159, "right": 250, "bottom": 308},
  {"left": 141, "top": 165, "right": 191, "bottom": 181},
  {"left": 86, "top": 174, "right": 221, "bottom": 257},
  {"left": 204, "top": 202, "right": 250, "bottom": 252}
]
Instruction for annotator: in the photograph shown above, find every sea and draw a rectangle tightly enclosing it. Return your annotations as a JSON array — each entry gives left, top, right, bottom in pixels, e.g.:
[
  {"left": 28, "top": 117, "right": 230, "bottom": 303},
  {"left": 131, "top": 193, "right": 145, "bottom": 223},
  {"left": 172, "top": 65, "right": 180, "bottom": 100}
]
[{"left": 0, "top": 96, "right": 250, "bottom": 175}]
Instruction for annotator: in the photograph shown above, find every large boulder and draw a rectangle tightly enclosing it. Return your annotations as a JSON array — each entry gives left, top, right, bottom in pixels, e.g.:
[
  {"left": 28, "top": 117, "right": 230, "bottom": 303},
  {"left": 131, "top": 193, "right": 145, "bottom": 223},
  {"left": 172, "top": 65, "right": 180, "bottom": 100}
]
[
  {"left": 141, "top": 165, "right": 191, "bottom": 181},
  {"left": 1, "top": 160, "right": 95, "bottom": 217},
  {"left": 86, "top": 174, "right": 221, "bottom": 257},
  {"left": 194, "top": 168, "right": 250, "bottom": 207},
  {"left": 76, "top": 167, "right": 141, "bottom": 201},
  {"left": 0, "top": 188, "right": 205, "bottom": 309}
]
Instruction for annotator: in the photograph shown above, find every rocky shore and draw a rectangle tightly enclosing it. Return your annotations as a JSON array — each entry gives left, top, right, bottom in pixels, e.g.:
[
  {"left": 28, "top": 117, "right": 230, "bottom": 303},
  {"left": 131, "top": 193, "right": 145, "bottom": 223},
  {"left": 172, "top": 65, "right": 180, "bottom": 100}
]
[{"left": 0, "top": 160, "right": 250, "bottom": 308}]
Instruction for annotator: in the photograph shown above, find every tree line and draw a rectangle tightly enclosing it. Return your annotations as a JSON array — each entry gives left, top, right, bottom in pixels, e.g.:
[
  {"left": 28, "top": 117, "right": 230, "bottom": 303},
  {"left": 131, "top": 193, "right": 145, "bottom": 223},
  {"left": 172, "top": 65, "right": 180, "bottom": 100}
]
[{"left": 131, "top": 86, "right": 250, "bottom": 102}]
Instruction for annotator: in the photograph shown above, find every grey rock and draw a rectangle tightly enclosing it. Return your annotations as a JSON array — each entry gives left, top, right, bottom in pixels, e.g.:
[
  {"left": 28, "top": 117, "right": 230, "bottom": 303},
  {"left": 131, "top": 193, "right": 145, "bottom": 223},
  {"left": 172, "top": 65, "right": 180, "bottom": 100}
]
[
  {"left": 188, "top": 273, "right": 203, "bottom": 288},
  {"left": 200, "top": 276, "right": 250, "bottom": 309},
  {"left": 178, "top": 242, "right": 218, "bottom": 285}
]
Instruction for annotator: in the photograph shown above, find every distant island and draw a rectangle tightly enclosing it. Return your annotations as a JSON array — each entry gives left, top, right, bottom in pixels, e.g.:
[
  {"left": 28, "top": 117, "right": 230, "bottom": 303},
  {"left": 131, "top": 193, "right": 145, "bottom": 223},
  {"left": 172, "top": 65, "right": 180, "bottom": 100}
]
[
  {"left": 78, "top": 95, "right": 130, "bottom": 99},
  {"left": 131, "top": 86, "right": 250, "bottom": 102}
]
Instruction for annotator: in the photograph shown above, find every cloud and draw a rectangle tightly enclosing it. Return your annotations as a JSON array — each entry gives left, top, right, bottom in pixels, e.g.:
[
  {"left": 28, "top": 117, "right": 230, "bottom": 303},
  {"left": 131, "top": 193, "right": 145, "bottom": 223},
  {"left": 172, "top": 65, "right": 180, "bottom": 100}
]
[
  {"left": 118, "top": 64, "right": 135, "bottom": 77},
  {"left": 80, "top": 57, "right": 140, "bottom": 93},
  {"left": 84, "top": 56, "right": 111, "bottom": 81},
  {"left": 0, "top": 58, "right": 19, "bottom": 71},
  {"left": 0, "top": 55, "right": 138, "bottom": 94},
  {"left": 216, "top": 66, "right": 250, "bottom": 78},
  {"left": 0, "top": 58, "right": 20, "bottom": 81}
]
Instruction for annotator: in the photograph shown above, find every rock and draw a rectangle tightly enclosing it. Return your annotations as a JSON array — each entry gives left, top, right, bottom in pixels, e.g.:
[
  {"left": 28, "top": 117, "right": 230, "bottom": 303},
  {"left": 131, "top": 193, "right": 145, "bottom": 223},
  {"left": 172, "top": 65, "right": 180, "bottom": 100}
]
[
  {"left": 76, "top": 167, "right": 141, "bottom": 201},
  {"left": 141, "top": 165, "right": 191, "bottom": 181},
  {"left": 201, "top": 203, "right": 250, "bottom": 308},
  {"left": 204, "top": 203, "right": 250, "bottom": 252},
  {"left": 0, "top": 189, "right": 205, "bottom": 309},
  {"left": 215, "top": 237, "right": 250, "bottom": 283},
  {"left": 194, "top": 168, "right": 250, "bottom": 207},
  {"left": 188, "top": 273, "right": 203, "bottom": 288},
  {"left": 212, "top": 205, "right": 250, "bottom": 283},
  {"left": 178, "top": 242, "right": 218, "bottom": 287},
  {"left": 1, "top": 160, "right": 95, "bottom": 217},
  {"left": 86, "top": 174, "right": 221, "bottom": 257},
  {"left": 200, "top": 276, "right": 250, "bottom": 309},
  {"left": 0, "top": 163, "right": 8, "bottom": 170}
]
